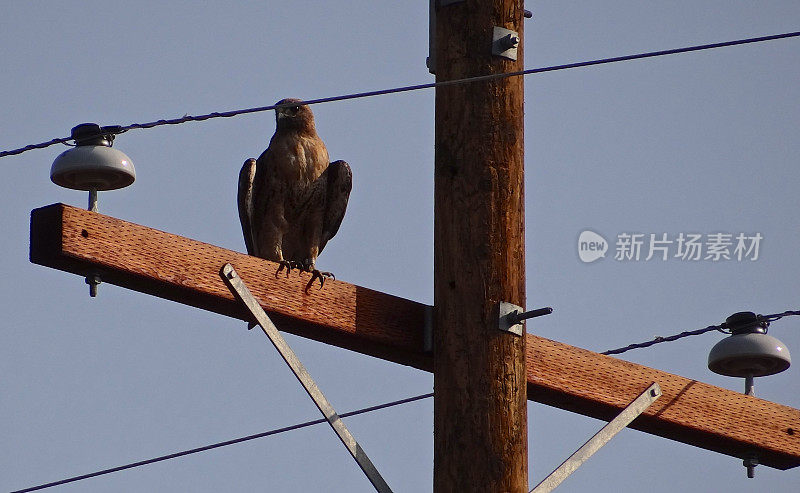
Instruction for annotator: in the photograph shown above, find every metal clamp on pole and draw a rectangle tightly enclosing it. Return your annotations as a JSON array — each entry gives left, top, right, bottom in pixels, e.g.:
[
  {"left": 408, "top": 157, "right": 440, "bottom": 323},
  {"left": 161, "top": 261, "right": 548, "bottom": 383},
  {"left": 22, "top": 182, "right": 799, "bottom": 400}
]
[
  {"left": 220, "top": 263, "right": 393, "bottom": 493},
  {"left": 498, "top": 302, "right": 553, "bottom": 336},
  {"left": 531, "top": 382, "right": 662, "bottom": 493},
  {"left": 492, "top": 26, "right": 520, "bottom": 60},
  {"left": 423, "top": 305, "right": 434, "bottom": 353}
]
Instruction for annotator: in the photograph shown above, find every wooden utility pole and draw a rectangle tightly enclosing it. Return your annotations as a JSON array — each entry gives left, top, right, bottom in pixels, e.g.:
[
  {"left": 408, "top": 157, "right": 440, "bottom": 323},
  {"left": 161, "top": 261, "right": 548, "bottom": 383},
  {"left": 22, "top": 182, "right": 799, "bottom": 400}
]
[{"left": 433, "top": 1, "right": 527, "bottom": 491}]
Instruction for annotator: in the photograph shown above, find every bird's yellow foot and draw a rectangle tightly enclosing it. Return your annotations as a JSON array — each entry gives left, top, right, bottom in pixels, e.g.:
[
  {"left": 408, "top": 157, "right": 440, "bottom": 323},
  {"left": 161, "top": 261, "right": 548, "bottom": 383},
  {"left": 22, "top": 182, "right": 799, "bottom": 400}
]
[
  {"left": 275, "top": 260, "right": 302, "bottom": 278},
  {"left": 305, "top": 269, "right": 335, "bottom": 293}
]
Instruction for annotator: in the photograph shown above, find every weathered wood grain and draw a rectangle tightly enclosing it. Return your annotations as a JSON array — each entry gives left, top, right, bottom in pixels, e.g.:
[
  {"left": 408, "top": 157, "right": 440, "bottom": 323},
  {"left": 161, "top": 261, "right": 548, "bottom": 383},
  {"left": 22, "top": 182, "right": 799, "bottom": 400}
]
[
  {"left": 433, "top": 0, "right": 528, "bottom": 490},
  {"left": 30, "top": 203, "right": 800, "bottom": 470}
]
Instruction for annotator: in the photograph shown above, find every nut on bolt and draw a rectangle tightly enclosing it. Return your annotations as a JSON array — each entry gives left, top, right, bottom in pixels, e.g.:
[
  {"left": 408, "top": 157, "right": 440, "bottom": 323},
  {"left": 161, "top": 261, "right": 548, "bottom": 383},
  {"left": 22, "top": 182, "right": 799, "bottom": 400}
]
[
  {"left": 743, "top": 455, "right": 758, "bottom": 478},
  {"left": 85, "top": 274, "right": 101, "bottom": 297},
  {"left": 501, "top": 33, "right": 520, "bottom": 49}
]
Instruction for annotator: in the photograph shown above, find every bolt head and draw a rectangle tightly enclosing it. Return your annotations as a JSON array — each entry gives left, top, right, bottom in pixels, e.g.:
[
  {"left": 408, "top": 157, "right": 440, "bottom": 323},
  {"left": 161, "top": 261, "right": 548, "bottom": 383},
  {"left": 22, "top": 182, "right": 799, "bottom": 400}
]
[{"left": 501, "top": 33, "right": 520, "bottom": 49}]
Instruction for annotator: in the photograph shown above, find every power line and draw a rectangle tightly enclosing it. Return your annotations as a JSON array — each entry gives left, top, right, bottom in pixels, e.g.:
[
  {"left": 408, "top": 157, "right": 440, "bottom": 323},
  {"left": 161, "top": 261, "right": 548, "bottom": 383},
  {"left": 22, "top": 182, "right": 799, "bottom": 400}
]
[
  {"left": 11, "top": 392, "right": 433, "bottom": 493},
  {"left": 7, "top": 26, "right": 800, "bottom": 484},
  {"left": 601, "top": 310, "right": 800, "bottom": 355},
  {"left": 762, "top": 310, "right": 800, "bottom": 322},
  {"left": 601, "top": 325, "right": 722, "bottom": 355},
  {"left": 2, "top": 30, "right": 798, "bottom": 159},
  {"left": 11, "top": 306, "right": 800, "bottom": 491}
]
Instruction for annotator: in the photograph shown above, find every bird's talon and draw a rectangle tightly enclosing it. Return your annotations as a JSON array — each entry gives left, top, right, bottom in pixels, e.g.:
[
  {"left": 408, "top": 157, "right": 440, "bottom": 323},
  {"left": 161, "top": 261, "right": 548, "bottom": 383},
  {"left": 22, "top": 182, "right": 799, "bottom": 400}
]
[
  {"left": 304, "top": 269, "right": 334, "bottom": 293},
  {"left": 276, "top": 260, "right": 299, "bottom": 278}
]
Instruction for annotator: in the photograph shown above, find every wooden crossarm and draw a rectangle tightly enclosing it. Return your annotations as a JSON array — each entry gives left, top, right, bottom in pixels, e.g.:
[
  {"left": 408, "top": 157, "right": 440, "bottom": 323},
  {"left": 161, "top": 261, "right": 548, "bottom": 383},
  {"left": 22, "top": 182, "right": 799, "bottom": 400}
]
[{"left": 29, "top": 203, "right": 800, "bottom": 470}]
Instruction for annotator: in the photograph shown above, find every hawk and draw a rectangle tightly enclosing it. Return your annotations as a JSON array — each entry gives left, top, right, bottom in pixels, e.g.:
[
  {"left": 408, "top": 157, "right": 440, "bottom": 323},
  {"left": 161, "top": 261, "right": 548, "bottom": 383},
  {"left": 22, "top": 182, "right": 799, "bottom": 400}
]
[{"left": 238, "top": 98, "right": 352, "bottom": 293}]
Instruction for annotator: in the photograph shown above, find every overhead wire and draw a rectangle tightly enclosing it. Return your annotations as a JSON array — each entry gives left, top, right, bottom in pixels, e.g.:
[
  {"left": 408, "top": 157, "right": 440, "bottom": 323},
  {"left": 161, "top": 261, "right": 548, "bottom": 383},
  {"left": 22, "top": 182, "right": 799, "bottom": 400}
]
[
  {"left": 15, "top": 308, "right": 800, "bottom": 490},
  {"left": 10, "top": 392, "right": 433, "bottom": 493},
  {"left": 13, "top": 305, "right": 800, "bottom": 492},
  {"left": 601, "top": 325, "right": 723, "bottom": 355},
  {"left": 601, "top": 310, "right": 800, "bottom": 355},
  {"left": 2, "top": 30, "right": 798, "bottom": 159},
  {"left": 8, "top": 28, "right": 800, "bottom": 491}
]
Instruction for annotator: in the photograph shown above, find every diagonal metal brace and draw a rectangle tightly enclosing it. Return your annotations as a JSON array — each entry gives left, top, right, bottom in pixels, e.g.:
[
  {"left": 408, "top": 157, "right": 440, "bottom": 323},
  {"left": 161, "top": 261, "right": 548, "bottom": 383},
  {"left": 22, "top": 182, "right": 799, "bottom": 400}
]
[
  {"left": 220, "top": 263, "right": 393, "bottom": 493},
  {"left": 531, "top": 382, "right": 662, "bottom": 493}
]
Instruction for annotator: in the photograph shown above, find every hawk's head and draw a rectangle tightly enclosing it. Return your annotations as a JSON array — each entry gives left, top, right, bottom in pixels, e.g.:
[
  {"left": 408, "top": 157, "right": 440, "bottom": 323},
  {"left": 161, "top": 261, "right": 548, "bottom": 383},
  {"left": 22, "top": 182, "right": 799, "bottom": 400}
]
[{"left": 275, "top": 98, "right": 315, "bottom": 132}]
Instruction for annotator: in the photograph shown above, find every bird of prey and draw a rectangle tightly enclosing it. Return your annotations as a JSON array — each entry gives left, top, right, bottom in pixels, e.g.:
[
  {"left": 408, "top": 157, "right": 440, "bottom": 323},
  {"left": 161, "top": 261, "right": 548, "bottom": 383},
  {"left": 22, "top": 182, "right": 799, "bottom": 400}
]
[{"left": 238, "top": 98, "right": 352, "bottom": 293}]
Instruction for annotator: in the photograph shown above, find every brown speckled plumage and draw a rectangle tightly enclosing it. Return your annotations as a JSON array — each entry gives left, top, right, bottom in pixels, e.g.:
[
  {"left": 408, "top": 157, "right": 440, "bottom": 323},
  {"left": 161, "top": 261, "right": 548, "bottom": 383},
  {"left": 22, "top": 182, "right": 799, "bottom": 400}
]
[{"left": 238, "top": 98, "right": 351, "bottom": 283}]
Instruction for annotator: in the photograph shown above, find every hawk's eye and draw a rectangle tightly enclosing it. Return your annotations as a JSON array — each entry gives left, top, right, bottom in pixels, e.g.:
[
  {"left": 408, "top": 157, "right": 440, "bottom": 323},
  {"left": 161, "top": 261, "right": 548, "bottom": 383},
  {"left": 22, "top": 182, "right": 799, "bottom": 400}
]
[{"left": 290, "top": 106, "right": 299, "bottom": 114}]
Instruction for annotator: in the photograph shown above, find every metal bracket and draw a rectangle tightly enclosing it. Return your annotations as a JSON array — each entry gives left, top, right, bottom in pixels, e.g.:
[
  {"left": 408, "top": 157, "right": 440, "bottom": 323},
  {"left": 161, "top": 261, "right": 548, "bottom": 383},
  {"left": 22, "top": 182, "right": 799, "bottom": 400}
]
[
  {"left": 220, "top": 264, "right": 393, "bottom": 493},
  {"left": 499, "top": 302, "right": 553, "bottom": 336},
  {"left": 423, "top": 305, "right": 434, "bottom": 353},
  {"left": 530, "top": 382, "right": 662, "bottom": 493},
  {"left": 492, "top": 26, "right": 520, "bottom": 61},
  {"left": 499, "top": 302, "right": 525, "bottom": 336}
]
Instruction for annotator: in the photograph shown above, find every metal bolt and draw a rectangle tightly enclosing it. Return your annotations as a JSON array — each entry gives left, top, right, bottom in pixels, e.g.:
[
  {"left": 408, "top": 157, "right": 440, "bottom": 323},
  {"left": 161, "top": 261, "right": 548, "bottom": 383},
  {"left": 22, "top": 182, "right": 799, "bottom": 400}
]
[
  {"left": 743, "top": 455, "right": 758, "bottom": 478},
  {"left": 505, "top": 306, "right": 553, "bottom": 325},
  {"left": 524, "top": 9, "right": 533, "bottom": 19},
  {"left": 88, "top": 189, "right": 98, "bottom": 212},
  {"left": 745, "top": 375, "right": 755, "bottom": 396},
  {"left": 85, "top": 274, "right": 101, "bottom": 297},
  {"left": 501, "top": 33, "right": 520, "bottom": 49}
]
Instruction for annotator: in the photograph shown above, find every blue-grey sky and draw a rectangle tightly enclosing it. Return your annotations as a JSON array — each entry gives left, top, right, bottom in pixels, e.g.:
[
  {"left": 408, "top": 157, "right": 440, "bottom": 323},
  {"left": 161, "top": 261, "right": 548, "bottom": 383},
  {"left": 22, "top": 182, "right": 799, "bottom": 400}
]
[{"left": 2, "top": 2, "right": 799, "bottom": 492}]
